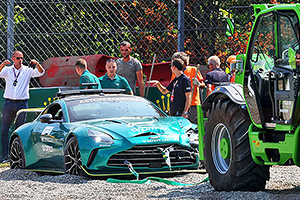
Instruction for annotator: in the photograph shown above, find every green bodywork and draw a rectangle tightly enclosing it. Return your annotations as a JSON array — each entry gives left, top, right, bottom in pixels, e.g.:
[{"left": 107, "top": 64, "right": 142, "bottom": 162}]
[
  {"left": 10, "top": 94, "right": 199, "bottom": 175},
  {"left": 0, "top": 86, "right": 166, "bottom": 156},
  {"left": 249, "top": 124, "right": 300, "bottom": 166},
  {"left": 200, "top": 4, "right": 300, "bottom": 167},
  {"left": 244, "top": 4, "right": 300, "bottom": 166},
  {"left": 0, "top": 87, "right": 60, "bottom": 155},
  {"left": 197, "top": 105, "right": 206, "bottom": 161}
]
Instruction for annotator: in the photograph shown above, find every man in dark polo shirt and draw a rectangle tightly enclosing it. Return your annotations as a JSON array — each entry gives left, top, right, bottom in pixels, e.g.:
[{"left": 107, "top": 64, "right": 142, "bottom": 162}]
[
  {"left": 148, "top": 58, "right": 191, "bottom": 118},
  {"left": 205, "top": 55, "right": 229, "bottom": 96},
  {"left": 99, "top": 58, "right": 133, "bottom": 95}
]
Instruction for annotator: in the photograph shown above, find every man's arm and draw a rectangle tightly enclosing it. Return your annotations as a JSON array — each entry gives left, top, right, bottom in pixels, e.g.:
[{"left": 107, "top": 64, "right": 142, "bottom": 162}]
[
  {"left": 30, "top": 59, "right": 44, "bottom": 73},
  {"left": 205, "top": 73, "right": 212, "bottom": 97},
  {"left": 36, "top": 63, "right": 44, "bottom": 73},
  {"left": 183, "top": 91, "right": 191, "bottom": 119},
  {"left": 121, "top": 77, "right": 134, "bottom": 95},
  {"left": 147, "top": 80, "right": 169, "bottom": 94},
  {"left": 79, "top": 75, "right": 89, "bottom": 89},
  {"left": 128, "top": 90, "right": 134, "bottom": 95},
  {"left": 197, "top": 71, "right": 205, "bottom": 89},
  {"left": 206, "top": 84, "right": 212, "bottom": 97},
  {"left": 136, "top": 70, "right": 144, "bottom": 97},
  {"left": 0, "top": 60, "right": 11, "bottom": 73}
]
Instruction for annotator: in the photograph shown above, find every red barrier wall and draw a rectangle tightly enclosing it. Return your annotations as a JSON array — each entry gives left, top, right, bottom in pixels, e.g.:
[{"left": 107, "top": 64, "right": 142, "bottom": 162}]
[{"left": 40, "top": 54, "right": 172, "bottom": 87}]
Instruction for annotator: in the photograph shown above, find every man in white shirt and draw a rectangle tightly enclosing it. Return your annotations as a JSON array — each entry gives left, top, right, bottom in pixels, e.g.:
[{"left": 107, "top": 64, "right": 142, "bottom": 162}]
[{"left": 0, "top": 50, "right": 45, "bottom": 162}]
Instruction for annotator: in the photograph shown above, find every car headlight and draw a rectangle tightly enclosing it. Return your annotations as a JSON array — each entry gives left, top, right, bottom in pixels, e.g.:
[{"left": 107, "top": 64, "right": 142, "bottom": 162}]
[
  {"left": 187, "top": 129, "right": 199, "bottom": 147},
  {"left": 88, "top": 130, "right": 114, "bottom": 144}
]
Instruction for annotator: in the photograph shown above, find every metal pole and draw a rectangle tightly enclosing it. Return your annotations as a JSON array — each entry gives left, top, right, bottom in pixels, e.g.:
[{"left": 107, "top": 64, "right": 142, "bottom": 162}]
[
  {"left": 197, "top": 104, "right": 206, "bottom": 161},
  {"left": 178, "top": 0, "right": 185, "bottom": 52},
  {"left": 7, "top": 0, "right": 14, "bottom": 59},
  {"left": 145, "top": 54, "right": 156, "bottom": 99}
]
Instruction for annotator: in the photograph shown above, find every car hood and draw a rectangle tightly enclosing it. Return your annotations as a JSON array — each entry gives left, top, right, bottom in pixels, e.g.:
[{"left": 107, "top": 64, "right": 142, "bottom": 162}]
[{"left": 79, "top": 117, "right": 190, "bottom": 139}]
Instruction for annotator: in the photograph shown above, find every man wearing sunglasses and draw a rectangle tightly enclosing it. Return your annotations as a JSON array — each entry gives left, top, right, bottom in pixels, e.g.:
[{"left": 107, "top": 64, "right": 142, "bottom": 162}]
[{"left": 0, "top": 50, "right": 44, "bottom": 163}]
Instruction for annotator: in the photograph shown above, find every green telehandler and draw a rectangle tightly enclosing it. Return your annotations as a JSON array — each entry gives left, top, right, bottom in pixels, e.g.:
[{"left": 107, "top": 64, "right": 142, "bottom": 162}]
[{"left": 198, "top": 4, "right": 300, "bottom": 191}]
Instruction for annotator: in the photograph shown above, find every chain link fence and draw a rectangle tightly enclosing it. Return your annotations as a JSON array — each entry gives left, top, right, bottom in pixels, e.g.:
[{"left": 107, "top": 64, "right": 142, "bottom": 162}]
[{"left": 0, "top": 0, "right": 294, "bottom": 88}]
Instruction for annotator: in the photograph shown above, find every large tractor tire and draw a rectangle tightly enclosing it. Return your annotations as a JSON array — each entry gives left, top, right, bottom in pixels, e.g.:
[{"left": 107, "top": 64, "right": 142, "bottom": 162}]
[{"left": 204, "top": 97, "right": 270, "bottom": 191}]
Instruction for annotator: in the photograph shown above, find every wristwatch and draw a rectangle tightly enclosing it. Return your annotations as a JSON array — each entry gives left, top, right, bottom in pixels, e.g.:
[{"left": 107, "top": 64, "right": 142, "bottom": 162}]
[{"left": 183, "top": 111, "right": 188, "bottom": 115}]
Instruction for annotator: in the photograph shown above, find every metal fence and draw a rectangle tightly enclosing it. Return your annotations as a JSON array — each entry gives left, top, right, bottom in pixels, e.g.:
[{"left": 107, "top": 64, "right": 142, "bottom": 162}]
[{"left": 0, "top": 0, "right": 294, "bottom": 88}]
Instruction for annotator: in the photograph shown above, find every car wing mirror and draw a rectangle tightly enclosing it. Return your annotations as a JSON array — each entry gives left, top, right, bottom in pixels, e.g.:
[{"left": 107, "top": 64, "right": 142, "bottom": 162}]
[
  {"left": 226, "top": 18, "right": 234, "bottom": 37},
  {"left": 40, "top": 114, "right": 53, "bottom": 123},
  {"left": 230, "top": 59, "right": 243, "bottom": 73},
  {"left": 49, "top": 119, "right": 64, "bottom": 124}
]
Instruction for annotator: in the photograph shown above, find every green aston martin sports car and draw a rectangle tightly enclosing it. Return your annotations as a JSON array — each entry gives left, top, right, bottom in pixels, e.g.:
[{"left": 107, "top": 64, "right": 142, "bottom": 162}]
[{"left": 9, "top": 90, "right": 199, "bottom": 176}]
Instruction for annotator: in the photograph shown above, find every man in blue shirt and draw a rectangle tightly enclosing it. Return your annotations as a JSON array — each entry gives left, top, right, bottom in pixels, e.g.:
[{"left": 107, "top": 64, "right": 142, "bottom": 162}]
[
  {"left": 205, "top": 56, "right": 229, "bottom": 96},
  {"left": 99, "top": 59, "right": 133, "bottom": 95},
  {"left": 75, "top": 58, "right": 101, "bottom": 89}
]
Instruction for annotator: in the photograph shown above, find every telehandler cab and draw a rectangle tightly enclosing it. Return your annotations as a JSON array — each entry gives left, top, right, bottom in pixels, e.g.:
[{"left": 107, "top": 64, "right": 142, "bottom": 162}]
[{"left": 199, "top": 4, "right": 300, "bottom": 191}]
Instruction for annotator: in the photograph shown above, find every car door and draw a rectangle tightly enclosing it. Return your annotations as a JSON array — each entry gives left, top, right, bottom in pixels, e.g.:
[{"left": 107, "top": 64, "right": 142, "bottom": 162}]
[
  {"left": 244, "top": 10, "right": 300, "bottom": 127},
  {"left": 30, "top": 103, "right": 67, "bottom": 169}
]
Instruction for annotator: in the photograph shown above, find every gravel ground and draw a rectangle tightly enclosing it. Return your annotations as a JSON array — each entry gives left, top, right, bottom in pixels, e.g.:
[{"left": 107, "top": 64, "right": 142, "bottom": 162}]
[{"left": 0, "top": 166, "right": 299, "bottom": 199}]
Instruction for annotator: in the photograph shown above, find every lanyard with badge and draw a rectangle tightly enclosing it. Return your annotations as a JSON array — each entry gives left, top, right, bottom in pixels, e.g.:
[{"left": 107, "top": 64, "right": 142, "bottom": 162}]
[
  {"left": 170, "top": 79, "right": 178, "bottom": 102},
  {"left": 13, "top": 68, "right": 21, "bottom": 87}
]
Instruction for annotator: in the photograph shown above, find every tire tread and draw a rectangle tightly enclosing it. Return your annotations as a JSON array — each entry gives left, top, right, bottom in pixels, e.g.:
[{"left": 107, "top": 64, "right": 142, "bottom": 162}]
[{"left": 204, "top": 98, "right": 270, "bottom": 191}]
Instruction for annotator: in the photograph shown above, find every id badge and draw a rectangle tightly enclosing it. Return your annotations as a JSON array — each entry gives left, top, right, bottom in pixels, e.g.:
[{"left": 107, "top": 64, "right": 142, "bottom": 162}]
[
  {"left": 170, "top": 94, "right": 174, "bottom": 102},
  {"left": 13, "top": 79, "right": 18, "bottom": 87}
]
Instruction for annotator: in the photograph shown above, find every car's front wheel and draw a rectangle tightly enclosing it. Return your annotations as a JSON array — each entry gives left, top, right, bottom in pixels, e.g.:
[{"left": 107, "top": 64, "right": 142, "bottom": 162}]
[
  {"left": 10, "top": 137, "right": 26, "bottom": 169},
  {"left": 64, "top": 137, "right": 83, "bottom": 176}
]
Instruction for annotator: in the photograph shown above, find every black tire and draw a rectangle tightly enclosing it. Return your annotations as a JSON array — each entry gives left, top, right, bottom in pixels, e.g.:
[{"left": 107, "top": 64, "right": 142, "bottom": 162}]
[
  {"left": 10, "top": 137, "right": 26, "bottom": 169},
  {"left": 64, "top": 137, "right": 83, "bottom": 176},
  {"left": 204, "top": 98, "right": 270, "bottom": 191}
]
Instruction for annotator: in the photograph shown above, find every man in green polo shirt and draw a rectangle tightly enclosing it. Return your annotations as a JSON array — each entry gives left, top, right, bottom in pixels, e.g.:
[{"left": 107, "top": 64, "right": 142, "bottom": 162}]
[
  {"left": 75, "top": 58, "right": 101, "bottom": 89},
  {"left": 99, "top": 59, "right": 133, "bottom": 95}
]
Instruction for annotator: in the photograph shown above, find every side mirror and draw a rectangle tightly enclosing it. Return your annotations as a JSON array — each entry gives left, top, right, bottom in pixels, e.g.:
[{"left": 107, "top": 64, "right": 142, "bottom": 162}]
[
  {"left": 226, "top": 18, "right": 234, "bottom": 37},
  {"left": 230, "top": 59, "right": 243, "bottom": 73},
  {"left": 40, "top": 114, "right": 53, "bottom": 123}
]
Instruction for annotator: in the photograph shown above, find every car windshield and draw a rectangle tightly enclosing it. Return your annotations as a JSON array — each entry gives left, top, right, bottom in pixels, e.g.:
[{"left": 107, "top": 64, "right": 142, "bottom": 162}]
[{"left": 66, "top": 96, "right": 166, "bottom": 122}]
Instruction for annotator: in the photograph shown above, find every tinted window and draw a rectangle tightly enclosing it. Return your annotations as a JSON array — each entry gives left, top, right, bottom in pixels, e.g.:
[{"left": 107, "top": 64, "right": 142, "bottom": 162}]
[
  {"left": 66, "top": 96, "right": 166, "bottom": 122},
  {"left": 250, "top": 13, "right": 275, "bottom": 73}
]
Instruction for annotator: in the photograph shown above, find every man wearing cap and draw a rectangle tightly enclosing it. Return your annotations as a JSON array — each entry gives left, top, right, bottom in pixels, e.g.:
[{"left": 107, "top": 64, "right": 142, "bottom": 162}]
[
  {"left": 0, "top": 50, "right": 45, "bottom": 162},
  {"left": 99, "top": 59, "right": 133, "bottom": 95},
  {"left": 74, "top": 58, "right": 101, "bottom": 89}
]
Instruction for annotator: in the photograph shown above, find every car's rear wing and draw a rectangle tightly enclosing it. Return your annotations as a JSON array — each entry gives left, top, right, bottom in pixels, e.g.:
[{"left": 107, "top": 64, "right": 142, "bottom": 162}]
[{"left": 14, "top": 108, "right": 44, "bottom": 123}]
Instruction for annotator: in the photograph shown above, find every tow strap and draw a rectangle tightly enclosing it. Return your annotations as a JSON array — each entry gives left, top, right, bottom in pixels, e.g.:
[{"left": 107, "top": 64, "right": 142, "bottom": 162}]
[
  {"left": 106, "top": 160, "right": 209, "bottom": 186},
  {"left": 106, "top": 176, "right": 209, "bottom": 186}
]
